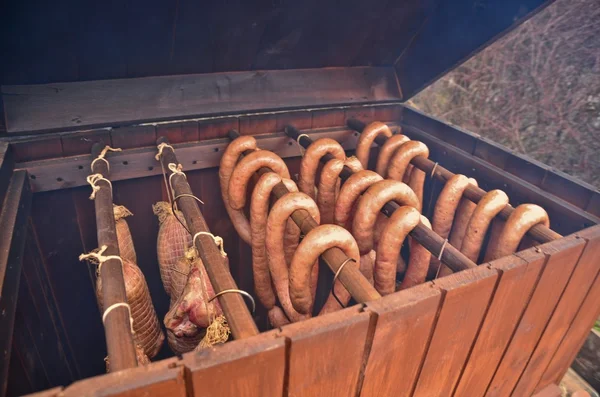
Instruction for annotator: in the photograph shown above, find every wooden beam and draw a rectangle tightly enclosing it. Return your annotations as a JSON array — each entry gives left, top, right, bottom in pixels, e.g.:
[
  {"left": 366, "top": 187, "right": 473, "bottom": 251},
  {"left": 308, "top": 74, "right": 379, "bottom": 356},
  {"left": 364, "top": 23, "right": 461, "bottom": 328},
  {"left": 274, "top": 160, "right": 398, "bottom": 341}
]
[
  {"left": 0, "top": 171, "right": 32, "bottom": 396},
  {"left": 1, "top": 67, "right": 401, "bottom": 134}
]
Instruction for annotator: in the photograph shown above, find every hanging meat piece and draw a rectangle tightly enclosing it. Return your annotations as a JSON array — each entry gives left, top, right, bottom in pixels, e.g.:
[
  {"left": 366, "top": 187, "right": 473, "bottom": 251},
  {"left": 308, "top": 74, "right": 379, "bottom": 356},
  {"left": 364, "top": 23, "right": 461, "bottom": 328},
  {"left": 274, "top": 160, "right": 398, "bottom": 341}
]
[
  {"left": 153, "top": 201, "right": 192, "bottom": 296},
  {"left": 355, "top": 121, "right": 393, "bottom": 169},
  {"left": 113, "top": 204, "right": 137, "bottom": 264},
  {"left": 386, "top": 141, "right": 430, "bottom": 212}
]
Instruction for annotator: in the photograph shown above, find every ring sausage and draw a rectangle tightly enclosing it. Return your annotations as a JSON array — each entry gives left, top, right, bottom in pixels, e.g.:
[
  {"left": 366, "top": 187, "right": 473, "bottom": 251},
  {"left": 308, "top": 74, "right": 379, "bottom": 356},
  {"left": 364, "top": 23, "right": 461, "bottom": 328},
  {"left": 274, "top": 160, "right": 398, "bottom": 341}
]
[
  {"left": 219, "top": 136, "right": 257, "bottom": 243},
  {"left": 375, "top": 133, "right": 410, "bottom": 177},
  {"left": 334, "top": 170, "right": 383, "bottom": 229},
  {"left": 360, "top": 250, "right": 376, "bottom": 286},
  {"left": 485, "top": 204, "right": 550, "bottom": 261},
  {"left": 228, "top": 150, "right": 290, "bottom": 210},
  {"left": 352, "top": 180, "right": 419, "bottom": 255},
  {"left": 355, "top": 121, "right": 393, "bottom": 169},
  {"left": 298, "top": 138, "right": 346, "bottom": 199},
  {"left": 266, "top": 192, "right": 320, "bottom": 320},
  {"left": 374, "top": 206, "right": 421, "bottom": 295},
  {"left": 250, "top": 173, "right": 298, "bottom": 309},
  {"left": 429, "top": 174, "right": 471, "bottom": 277},
  {"left": 317, "top": 157, "right": 363, "bottom": 224},
  {"left": 400, "top": 216, "right": 432, "bottom": 290},
  {"left": 289, "top": 225, "right": 360, "bottom": 315},
  {"left": 460, "top": 189, "right": 509, "bottom": 263},
  {"left": 387, "top": 141, "right": 430, "bottom": 212}
]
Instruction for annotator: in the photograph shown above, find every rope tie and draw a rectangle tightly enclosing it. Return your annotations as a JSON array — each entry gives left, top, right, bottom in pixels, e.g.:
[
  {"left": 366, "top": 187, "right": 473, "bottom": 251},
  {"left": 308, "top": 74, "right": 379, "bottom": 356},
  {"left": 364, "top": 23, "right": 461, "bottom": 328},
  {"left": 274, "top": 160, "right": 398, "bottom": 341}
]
[
  {"left": 91, "top": 146, "right": 122, "bottom": 172},
  {"left": 86, "top": 174, "right": 112, "bottom": 200},
  {"left": 295, "top": 134, "right": 310, "bottom": 157},
  {"left": 193, "top": 232, "right": 227, "bottom": 257},
  {"left": 430, "top": 162, "right": 439, "bottom": 178},
  {"left": 102, "top": 302, "right": 135, "bottom": 334},
  {"left": 332, "top": 257, "right": 356, "bottom": 308},
  {"left": 78, "top": 245, "right": 123, "bottom": 276},
  {"left": 155, "top": 142, "right": 175, "bottom": 161},
  {"left": 437, "top": 238, "right": 448, "bottom": 261},
  {"left": 168, "top": 163, "right": 186, "bottom": 204}
]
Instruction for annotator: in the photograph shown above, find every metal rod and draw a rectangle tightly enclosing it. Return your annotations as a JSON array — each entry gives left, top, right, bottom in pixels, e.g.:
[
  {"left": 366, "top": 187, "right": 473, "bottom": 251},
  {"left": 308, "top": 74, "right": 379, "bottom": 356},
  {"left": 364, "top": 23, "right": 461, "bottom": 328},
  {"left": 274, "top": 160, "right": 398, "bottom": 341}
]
[
  {"left": 284, "top": 126, "right": 477, "bottom": 272},
  {"left": 346, "top": 119, "right": 562, "bottom": 243},
  {"left": 90, "top": 143, "right": 138, "bottom": 371},
  {"left": 227, "top": 130, "right": 382, "bottom": 305},
  {"left": 156, "top": 137, "right": 259, "bottom": 339}
]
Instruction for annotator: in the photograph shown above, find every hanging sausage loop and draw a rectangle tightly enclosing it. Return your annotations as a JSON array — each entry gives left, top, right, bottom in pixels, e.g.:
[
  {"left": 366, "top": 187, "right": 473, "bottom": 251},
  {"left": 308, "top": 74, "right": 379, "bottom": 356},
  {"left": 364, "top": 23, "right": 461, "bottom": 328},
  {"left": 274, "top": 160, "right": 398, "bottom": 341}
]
[
  {"left": 209, "top": 289, "right": 256, "bottom": 314},
  {"left": 332, "top": 257, "right": 357, "bottom": 308},
  {"left": 86, "top": 174, "right": 113, "bottom": 199},
  {"left": 171, "top": 194, "right": 205, "bottom": 234},
  {"left": 193, "top": 232, "right": 227, "bottom": 257},
  {"left": 91, "top": 145, "right": 122, "bottom": 172}
]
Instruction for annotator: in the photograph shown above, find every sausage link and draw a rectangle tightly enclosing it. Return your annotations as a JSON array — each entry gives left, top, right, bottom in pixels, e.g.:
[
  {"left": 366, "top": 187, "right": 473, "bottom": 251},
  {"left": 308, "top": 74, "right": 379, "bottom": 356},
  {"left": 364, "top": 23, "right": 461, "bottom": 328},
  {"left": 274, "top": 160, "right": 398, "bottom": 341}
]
[
  {"left": 219, "top": 136, "right": 257, "bottom": 243},
  {"left": 438, "top": 178, "right": 479, "bottom": 277},
  {"left": 374, "top": 206, "right": 420, "bottom": 294},
  {"left": 428, "top": 175, "right": 471, "bottom": 277},
  {"left": 356, "top": 121, "right": 393, "bottom": 169},
  {"left": 298, "top": 138, "right": 346, "bottom": 199},
  {"left": 229, "top": 150, "right": 290, "bottom": 210},
  {"left": 317, "top": 157, "right": 363, "bottom": 224},
  {"left": 268, "top": 306, "right": 291, "bottom": 328},
  {"left": 399, "top": 216, "right": 432, "bottom": 290},
  {"left": 250, "top": 173, "right": 298, "bottom": 309},
  {"left": 375, "top": 133, "right": 411, "bottom": 177},
  {"left": 460, "top": 190, "right": 509, "bottom": 263},
  {"left": 266, "top": 192, "right": 320, "bottom": 320},
  {"left": 352, "top": 180, "right": 419, "bottom": 255},
  {"left": 485, "top": 204, "right": 550, "bottom": 261},
  {"left": 289, "top": 225, "right": 360, "bottom": 315},
  {"left": 334, "top": 170, "right": 383, "bottom": 229},
  {"left": 386, "top": 141, "right": 430, "bottom": 212}
]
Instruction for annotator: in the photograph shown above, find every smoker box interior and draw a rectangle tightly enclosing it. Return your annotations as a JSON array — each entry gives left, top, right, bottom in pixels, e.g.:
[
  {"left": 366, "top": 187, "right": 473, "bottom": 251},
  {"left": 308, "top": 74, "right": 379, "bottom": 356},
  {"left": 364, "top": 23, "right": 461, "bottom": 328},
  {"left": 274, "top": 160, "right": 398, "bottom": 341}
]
[{"left": 2, "top": 0, "right": 600, "bottom": 396}]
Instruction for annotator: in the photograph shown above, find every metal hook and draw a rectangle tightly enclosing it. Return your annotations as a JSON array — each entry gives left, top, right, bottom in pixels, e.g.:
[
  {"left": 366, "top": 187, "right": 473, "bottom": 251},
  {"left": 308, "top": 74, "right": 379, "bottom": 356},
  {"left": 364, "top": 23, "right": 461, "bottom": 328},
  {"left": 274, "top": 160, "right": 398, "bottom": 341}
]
[
  {"left": 331, "top": 258, "right": 357, "bottom": 309},
  {"left": 209, "top": 289, "right": 256, "bottom": 314}
]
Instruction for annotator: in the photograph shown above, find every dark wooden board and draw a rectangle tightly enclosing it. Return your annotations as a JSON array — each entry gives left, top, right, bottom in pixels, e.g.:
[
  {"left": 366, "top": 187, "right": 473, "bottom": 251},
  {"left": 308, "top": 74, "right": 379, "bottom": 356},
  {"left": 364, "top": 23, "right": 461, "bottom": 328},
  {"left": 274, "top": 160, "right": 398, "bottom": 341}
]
[
  {"left": 183, "top": 331, "right": 285, "bottom": 397},
  {"left": 453, "top": 252, "right": 545, "bottom": 396},
  {"left": 0, "top": 171, "right": 31, "bottom": 396},
  {"left": 2, "top": 67, "right": 400, "bottom": 134},
  {"left": 512, "top": 226, "right": 600, "bottom": 396},
  {"left": 0, "top": 142, "right": 15, "bottom": 207},
  {"left": 360, "top": 283, "right": 442, "bottom": 397},
  {"left": 485, "top": 236, "right": 586, "bottom": 396},
  {"left": 21, "top": 386, "right": 64, "bottom": 397},
  {"left": 571, "top": 329, "right": 600, "bottom": 392},
  {"left": 281, "top": 305, "right": 374, "bottom": 397},
  {"left": 411, "top": 266, "right": 499, "bottom": 397}
]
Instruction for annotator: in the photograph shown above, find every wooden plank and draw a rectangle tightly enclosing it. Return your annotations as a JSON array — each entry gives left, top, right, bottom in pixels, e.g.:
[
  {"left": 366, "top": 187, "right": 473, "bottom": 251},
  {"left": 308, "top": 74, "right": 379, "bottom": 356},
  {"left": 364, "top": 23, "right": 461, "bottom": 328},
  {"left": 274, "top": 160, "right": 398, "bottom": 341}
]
[
  {"left": 532, "top": 384, "right": 563, "bottom": 397},
  {"left": 110, "top": 125, "right": 157, "bottom": 149},
  {"left": 60, "top": 358, "right": 186, "bottom": 397},
  {"left": 0, "top": 171, "right": 32, "bottom": 396},
  {"left": 453, "top": 252, "right": 545, "bottom": 396},
  {"left": 17, "top": 126, "right": 359, "bottom": 193},
  {"left": 311, "top": 109, "right": 346, "bottom": 129},
  {"left": 541, "top": 168, "right": 596, "bottom": 211},
  {"left": 360, "top": 283, "right": 442, "bottom": 397},
  {"left": 485, "top": 236, "right": 586, "bottom": 396},
  {"left": 537, "top": 239, "right": 600, "bottom": 391},
  {"left": 0, "top": 142, "right": 15, "bottom": 208},
  {"left": 411, "top": 265, "right": 499, "bottom": 397},
  {"left": 2, "top": 67, "right": 401, "bottom": 134},
  {"left": 239, "top": 114, "right": 277, "bottom": 136},
  {"left": 61, "top": 129, "right": 111, "bottom": 157},
  {"left": 22, "top": 386, "right": 64, "bottom": 397},
  {"left": 512, "top": 226, "right": 600, "bottom": 396},
  {"left": 198, "top": 117, "right": 240, "bottom": 141},
  {"left": 183, "top": 331, "right": 285, "bottom": 397},
  {"left": 282, "top": 305, "right": 374, "bottom": 397},
  {"left": 11, "top": 137, "right": 63, "bottom": 162}
]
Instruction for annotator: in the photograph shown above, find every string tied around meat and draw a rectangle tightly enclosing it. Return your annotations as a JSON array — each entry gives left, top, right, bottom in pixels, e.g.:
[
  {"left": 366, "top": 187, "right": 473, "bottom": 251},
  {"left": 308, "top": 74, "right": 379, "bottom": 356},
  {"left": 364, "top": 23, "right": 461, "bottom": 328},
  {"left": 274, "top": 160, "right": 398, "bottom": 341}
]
[
  {"left": 193, "top": 232, "right": 227, "bottom": 257},
  {"left": 79, "top": 245, "right": 123, "bottom": 276},
  {"left": 86, "top": 173, "right": 112, "bottom": 200},
  {"left": 91, "top": 145, "right": 122, "bottom": 172},
  {"left": 155, "top": 142, "right": 175, "bottom": 161}
]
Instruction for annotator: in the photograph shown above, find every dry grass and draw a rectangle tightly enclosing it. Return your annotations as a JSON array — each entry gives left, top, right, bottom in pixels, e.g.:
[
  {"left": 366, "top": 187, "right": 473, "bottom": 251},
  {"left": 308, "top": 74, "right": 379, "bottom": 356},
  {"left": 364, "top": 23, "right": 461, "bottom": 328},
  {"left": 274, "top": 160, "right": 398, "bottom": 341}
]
[{"left": 410, "top": 0, "right": 600, "bottom": 188}]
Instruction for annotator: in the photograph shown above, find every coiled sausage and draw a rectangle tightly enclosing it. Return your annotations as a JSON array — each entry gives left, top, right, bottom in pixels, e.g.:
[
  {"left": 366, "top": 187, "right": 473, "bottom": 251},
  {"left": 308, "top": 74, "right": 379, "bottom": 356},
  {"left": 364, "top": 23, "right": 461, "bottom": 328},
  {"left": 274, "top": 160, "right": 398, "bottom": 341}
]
[
  {"left": 228, "top": 150, "right": 290, "bottom": 210},
  {"left": 375, "top": 133, "right": 410, "bottom": 177},
  {"left": 485, "top": 204, "right": 550, "bottom": 261},
  {"left": 387, "top": 141, "right": 430, "bottom": 212},
  {"left": 400, "top": 216, "right": 432, "bottom": 290},
  {"left": 250, "top": 173, "right": 298, "bottom": 309},
  {"left": 460, "top": 190, "right": 509, "bottom": 263},
  {"left": 334, "top": 170, "right": 383, "bottom": 229},
  {"left": 219, "top": 136, "right": 257, "bottom": 244},
  {"left": 289, "top": 225, "right": 360, "bottom": 315},
  {"left": 317, "top": 156, "right": 363, "bottom": 224},
  {"left": 356, "top": 121, "right": 393, "bottom": 169},
  {"left": 352, "top": 180, "right": 419, "bottom": 255},
  {"left": 298, "top": 138, "right": 346, "bottom": 199},
  {"left": 266, "top": 192, "right": 320, "bottom": 320}
]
